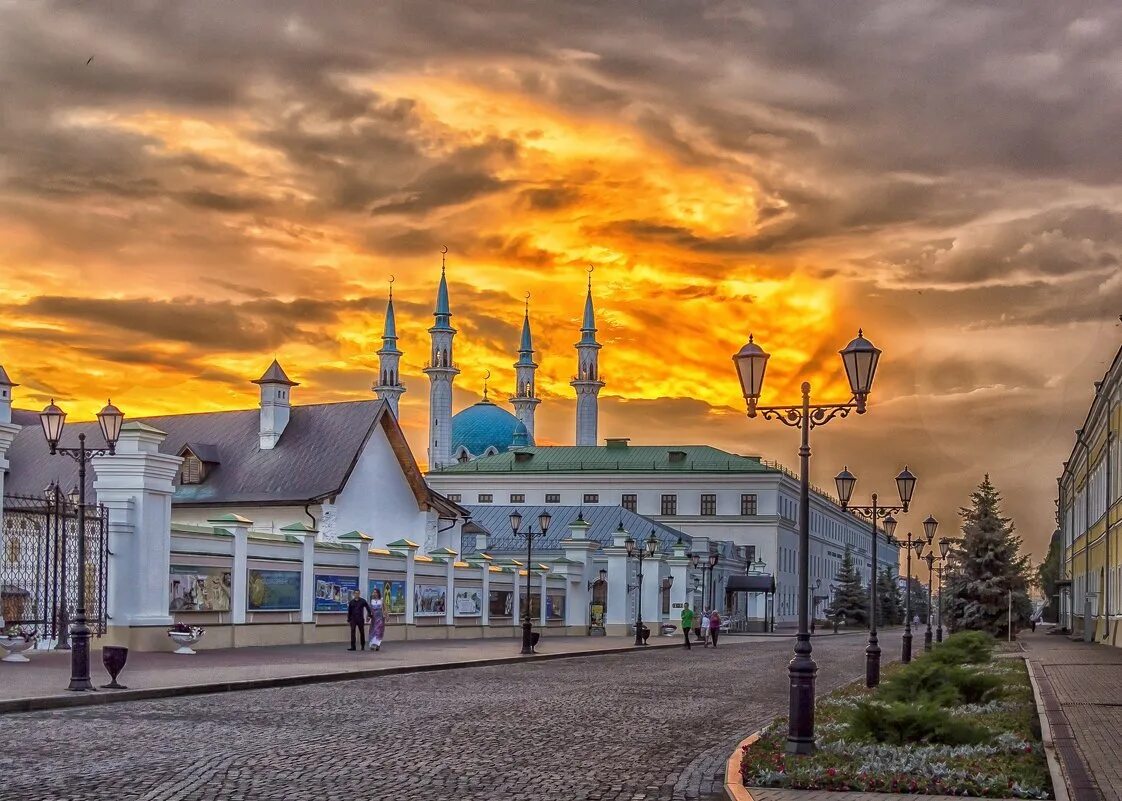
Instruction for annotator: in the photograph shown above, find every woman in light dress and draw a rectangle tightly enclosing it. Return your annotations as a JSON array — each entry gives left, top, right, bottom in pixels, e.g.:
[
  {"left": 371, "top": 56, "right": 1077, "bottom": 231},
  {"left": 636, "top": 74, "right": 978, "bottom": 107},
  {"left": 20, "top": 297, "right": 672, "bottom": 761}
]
[{"left": 368, "top": 587, "right": 385, "bottom": 652}]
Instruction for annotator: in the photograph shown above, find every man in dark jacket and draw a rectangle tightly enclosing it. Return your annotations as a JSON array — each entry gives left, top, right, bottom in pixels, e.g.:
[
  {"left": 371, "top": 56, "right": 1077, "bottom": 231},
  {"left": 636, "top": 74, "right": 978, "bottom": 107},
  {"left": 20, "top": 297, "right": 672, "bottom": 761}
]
[{"left": 347, "top": 590, "right": 372, "bottom": 650}]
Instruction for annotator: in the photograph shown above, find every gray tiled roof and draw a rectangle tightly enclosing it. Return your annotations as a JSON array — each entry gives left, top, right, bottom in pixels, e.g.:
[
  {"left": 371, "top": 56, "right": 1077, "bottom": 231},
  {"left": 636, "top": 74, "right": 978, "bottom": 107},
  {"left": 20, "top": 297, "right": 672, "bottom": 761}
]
[
  {"left": 462, "top": 504, "right": 690, "bottom": 555},
  {"left": 6, "top": 400, "right": 392, "bottom": 506}
]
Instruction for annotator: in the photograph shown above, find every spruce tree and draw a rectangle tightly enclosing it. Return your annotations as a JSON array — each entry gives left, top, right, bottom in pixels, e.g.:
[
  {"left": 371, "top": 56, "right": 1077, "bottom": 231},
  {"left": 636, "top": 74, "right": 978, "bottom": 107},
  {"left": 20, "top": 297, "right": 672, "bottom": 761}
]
[
  {"left": 876, "top": 567, "right": 904, "bottom": 625},
  {"left": 944, "top": 475, "right": 1033, "bottom": 636},
  {"left": 826, "top": 545, "right": 868, "bottom": 627}
]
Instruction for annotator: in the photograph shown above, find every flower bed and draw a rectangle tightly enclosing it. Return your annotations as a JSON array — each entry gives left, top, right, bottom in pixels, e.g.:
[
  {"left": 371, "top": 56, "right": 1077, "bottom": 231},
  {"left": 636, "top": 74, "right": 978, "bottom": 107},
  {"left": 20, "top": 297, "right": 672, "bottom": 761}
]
[{"left": 740, "top": 632, "right": 1052, "bottom": 798}]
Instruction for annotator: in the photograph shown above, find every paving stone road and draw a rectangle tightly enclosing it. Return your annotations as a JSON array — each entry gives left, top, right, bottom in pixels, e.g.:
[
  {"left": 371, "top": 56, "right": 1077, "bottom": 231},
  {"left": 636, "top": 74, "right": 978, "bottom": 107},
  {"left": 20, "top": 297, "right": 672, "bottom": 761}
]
[{"left": 0, "top": 631, "right": 900, "bottom": 801}]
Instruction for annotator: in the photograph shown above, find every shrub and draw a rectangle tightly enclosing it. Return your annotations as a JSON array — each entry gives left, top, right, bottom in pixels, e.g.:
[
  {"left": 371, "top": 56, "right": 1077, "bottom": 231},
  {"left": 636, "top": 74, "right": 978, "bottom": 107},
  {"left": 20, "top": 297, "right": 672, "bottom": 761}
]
[
  {"left": 929, "top": 630, "right": 995, "bottom": 665},
  {"left": 848, "top": 700, "right": 990, "bottom": 746},
  {"left": 880, "top": 657, "right": 1003, "bottom": 707}
]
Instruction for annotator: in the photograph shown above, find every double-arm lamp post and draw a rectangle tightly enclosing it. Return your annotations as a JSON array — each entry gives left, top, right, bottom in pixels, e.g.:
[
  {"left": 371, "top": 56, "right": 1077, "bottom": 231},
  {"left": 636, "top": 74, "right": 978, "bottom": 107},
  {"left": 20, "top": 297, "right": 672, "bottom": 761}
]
[
  {"left": 626, "top": 530, "right": 660, "bottom": 645},
  {"left": 923, "top": 548, "right": 940, "bottom": 651},
  {"left": 897, "top": 517, "right": 938, "bottom": 663},
  {"left": 835, "top": 467, "right": 916, "bottom": 688},
  {"left": 690, "top": 551, "right": 721, "bottom": 611},
  {"left": 39, "top": 398, "right": 125, "bottom": 691},
  {"left": 733, "top": 329, "right": 882, "bottom": 756},
  {"left": 936, "top": 536, "right": 951, "bottom": 641},
  {"left": 509, "top": 509, "right": 551, "bottom": 655}
]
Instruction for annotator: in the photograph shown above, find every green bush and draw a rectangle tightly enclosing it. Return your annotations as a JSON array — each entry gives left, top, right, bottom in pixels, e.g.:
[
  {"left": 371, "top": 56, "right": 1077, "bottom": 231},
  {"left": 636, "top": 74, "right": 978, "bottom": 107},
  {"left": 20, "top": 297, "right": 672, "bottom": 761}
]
[
  {"left": 928, "top": 630, "right": 995, "bottom": 664},
  {"left": 879, "top": 657, "right": 1003, "bottom": 707},
  {"left": 848, "top": 700, "right": 990, "bottom": 745}
]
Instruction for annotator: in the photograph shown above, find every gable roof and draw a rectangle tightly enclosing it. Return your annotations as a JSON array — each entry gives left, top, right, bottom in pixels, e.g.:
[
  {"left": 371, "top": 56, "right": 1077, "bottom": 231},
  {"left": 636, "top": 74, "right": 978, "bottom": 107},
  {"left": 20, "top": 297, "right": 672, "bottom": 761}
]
[
  {"left": 6, "top": 399, "right": 437, "bottom": 511},
  {"left": 430, "top": 444, "right": 778, "bottom": 475},
  {"left": 462, "top": 504, "right": 690, "bottom": 554}
]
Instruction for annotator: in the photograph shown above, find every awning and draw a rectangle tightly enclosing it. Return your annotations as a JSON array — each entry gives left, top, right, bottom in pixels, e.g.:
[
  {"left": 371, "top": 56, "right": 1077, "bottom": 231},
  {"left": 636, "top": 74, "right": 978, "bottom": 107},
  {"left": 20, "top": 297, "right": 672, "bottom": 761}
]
[{"left": 727, "top": 574, "right": 776, "bottom": 593}]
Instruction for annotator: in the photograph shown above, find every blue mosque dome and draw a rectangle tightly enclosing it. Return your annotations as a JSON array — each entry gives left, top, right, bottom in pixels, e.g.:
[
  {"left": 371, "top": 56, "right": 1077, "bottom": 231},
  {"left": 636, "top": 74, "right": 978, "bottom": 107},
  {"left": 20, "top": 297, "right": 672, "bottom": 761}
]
[{"left": 451, "top": 400, "right": 534, "bottom": 459}]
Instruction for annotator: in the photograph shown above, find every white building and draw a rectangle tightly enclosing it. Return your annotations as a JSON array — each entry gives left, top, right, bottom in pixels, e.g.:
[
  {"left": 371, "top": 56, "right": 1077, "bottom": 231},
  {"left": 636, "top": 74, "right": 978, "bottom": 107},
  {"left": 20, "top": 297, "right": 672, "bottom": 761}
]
[{"left": 428, "top": 439, "right": 901, "bottom": 624}]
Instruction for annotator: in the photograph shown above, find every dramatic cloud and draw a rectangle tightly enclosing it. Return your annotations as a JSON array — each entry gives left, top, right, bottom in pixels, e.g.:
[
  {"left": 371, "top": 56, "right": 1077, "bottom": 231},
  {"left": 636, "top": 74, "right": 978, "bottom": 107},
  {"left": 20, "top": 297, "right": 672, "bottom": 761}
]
[{"left": 2, "top": 0, "right": 1121, "bottom": 560}]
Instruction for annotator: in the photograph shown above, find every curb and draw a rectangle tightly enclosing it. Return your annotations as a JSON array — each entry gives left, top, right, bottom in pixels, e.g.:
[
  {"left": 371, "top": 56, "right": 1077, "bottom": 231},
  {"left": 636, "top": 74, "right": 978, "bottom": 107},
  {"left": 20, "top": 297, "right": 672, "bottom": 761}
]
[
  {"left": 724, "top": 731, "right": 760, "bottom": 801},
  {"left": 1024, "top": 657, "right": 1072, "bottom": 801},
  {"left": 0, "top": 639, "right": 678, "bottom": 716}
]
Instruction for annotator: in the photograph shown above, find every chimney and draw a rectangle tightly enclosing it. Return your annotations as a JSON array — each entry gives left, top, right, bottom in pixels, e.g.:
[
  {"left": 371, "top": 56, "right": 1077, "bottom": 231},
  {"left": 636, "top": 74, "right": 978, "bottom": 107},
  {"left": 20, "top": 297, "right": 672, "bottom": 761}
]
[
  {"left": 252, "top": 359, "right": 299, "bottom": 450},
  {"left": 0, "top": 364, "right": 14, "bottom": 425}
]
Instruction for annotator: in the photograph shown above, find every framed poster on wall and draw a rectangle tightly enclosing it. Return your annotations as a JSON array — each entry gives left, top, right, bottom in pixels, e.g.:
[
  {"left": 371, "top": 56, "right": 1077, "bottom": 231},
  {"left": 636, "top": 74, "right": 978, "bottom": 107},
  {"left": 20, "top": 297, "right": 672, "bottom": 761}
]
[
  {"left": 454, "top": 588, "right": 483, "bottom": 616},
  {"left": 546, "top": 594, "right": 565, "bottom": 620},
  {"left": 370, "top": 579, "right": 407, "bottom": 614},
  {"left": 247, "top": 569, "right": 301, "bottom": 611},
  {"left": 488, "top": 589, "right": 514, "bottom": 617},
  {"left": 169, "top": 565, "right": 232, "bottom": 612},
  {"left": 414, "top": 584, "right": 447, "bottom": 616},
  {"left": 314, "top": 574, "right": 359, "bottom": 612}
]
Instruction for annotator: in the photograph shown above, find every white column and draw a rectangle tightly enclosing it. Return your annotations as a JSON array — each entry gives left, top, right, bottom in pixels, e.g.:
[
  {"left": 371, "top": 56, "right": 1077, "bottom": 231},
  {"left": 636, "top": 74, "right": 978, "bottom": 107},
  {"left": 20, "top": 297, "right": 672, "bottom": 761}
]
[
  {"left": 512, "top": 565, "right": 522, "bottom": 625},
  {"left": 92, "top": 422, "right": 182, "bottom": 628},
  {"left": 338, "top": 531, "right": 372, "bottom": 598},
  {"left": 216, "top": 516, "right": 252, "bottom": 625},
  {"left": 0, "top": 419, "right": 20, "bottom": 544},
  {"left": 642, "top": 555, "right": 664, "bottom": 625},
  {"left": 539, "top": 569, "right": 548, "bottom": 626},
  {"left": 480, "top": 560, "right": 491, "bottom": 627},
  {"left": 299, "top": 530, "right": 316, "bottom": 624},
  {"left": 604, "top": 527, "right": 631, "bottom": 627},
  {"left": 445, "top": 556, "right": 455, "bottom": 627},
  {"left": 393, "top": 541, "right": 418, "bottom": 625},
  {"left": 667, "top": 540, "right": 690, "bottom": 618}
]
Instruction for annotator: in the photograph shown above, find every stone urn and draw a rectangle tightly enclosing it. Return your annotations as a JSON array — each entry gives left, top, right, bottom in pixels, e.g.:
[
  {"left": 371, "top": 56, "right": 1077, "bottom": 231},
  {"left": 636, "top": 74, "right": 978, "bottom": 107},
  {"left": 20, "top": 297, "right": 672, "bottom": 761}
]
[
  {"left": 167, "top": 626, "right": 205, "bottom": 655},
  {"left": 0, "top": 634, "right": 37, "bottom": 662}
]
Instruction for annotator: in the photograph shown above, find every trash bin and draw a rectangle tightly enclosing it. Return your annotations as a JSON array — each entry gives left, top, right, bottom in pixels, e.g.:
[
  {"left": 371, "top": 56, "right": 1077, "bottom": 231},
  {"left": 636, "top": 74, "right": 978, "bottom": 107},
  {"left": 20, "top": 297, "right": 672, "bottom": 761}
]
[{"left": 530, "top": 631, "right": 541, "bottom": 648}]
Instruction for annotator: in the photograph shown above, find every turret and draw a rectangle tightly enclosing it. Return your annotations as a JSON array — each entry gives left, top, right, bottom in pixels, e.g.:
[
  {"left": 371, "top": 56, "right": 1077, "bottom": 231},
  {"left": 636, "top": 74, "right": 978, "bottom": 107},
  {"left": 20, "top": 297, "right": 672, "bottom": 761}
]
[{"left": 252, "top": 359, "right": 298, "bottom": 449}]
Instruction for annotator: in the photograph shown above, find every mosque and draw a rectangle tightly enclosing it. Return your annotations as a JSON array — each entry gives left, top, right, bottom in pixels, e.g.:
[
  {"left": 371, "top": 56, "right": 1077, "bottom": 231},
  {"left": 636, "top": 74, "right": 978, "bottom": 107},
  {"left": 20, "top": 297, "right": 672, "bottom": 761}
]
[{"left": 373, "top": 263, "right": 604, "bottom": 467}]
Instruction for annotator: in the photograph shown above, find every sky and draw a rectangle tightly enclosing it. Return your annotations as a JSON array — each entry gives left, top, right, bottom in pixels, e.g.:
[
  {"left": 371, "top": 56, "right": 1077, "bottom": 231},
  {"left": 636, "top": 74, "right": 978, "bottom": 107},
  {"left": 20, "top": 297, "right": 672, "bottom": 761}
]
[{"left": 1, "top": 1, "right": 1120, "bottom": 565}]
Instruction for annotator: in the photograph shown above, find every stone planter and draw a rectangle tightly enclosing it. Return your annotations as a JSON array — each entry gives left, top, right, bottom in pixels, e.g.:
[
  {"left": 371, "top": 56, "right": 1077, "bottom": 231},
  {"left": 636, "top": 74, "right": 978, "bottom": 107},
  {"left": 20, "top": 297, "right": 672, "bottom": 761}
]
[
  {"left": 168, "top": 628, "right": 204, "bottom": 655},
  {"left": 0, "top": 635, "right": 37, "bottom": 662}
]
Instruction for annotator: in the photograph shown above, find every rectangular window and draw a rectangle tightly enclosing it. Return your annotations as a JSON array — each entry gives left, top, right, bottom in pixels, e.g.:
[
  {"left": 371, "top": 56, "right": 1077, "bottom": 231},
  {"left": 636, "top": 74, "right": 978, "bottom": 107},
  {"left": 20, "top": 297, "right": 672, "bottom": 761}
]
[
  {"left": 661, "top": 494, "right": 677, "bottom": 515},
  {"left": 700, "top": 494, "right": 717, "bottom": 515},
  {"left": 746, "top": 545, "right": 756, "bottom": 564},
  {"left": 509, "top": 493, "right": 525, "bottom": 504},
  {"left": 477, "top": 493, "right": 493, "bottom": 503},
  {"left": 545, "top": 493, "right": 560, "bottom": 504},
  {"left": 621, "top": 494, "right": 637, "bottom": 512},
  {"left": 583, "top": 493, "right": 599, "bottom": 504},
  {"left": 447, "top": 494, "right": 461, "bottom": 503},
  {"left": 741, "top": 494, "right": 758, "bottom": 516}
]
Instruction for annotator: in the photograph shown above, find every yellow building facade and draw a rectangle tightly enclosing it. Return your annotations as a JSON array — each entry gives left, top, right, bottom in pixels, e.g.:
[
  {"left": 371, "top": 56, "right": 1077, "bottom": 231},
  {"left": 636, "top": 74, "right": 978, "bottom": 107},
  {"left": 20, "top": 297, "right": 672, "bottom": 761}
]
[{"left": 1058, "top": 342, "right": 1122, "bottom": 644}]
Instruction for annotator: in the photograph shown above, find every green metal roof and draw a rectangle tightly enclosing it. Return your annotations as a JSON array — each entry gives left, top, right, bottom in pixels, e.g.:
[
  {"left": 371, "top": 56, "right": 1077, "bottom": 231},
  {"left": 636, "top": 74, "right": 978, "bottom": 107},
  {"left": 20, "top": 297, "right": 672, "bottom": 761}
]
[{"left": 430, "top": 445, "right": 777, "bottom": 474}]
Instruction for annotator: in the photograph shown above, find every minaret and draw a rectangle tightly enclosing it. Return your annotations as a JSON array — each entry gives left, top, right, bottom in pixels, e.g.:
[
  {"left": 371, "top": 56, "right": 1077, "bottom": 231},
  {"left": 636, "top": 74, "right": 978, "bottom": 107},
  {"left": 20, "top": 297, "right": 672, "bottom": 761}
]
[
  {"left": 510, "top": 295, "right": 540, "bottom": 441},
  {"left": 373, "top": 279, "right": 405, "bottom": 416},
  {"left": 423, "top": 249, "right": 460, "bottom": 468},
  {"left": 570, "top": 270, "right": 605, "bottom": 446}
]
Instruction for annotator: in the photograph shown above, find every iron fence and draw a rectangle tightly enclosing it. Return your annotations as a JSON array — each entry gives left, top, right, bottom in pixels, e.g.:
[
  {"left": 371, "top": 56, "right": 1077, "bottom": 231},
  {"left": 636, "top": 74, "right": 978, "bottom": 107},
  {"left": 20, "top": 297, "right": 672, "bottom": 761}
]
[{"left": 0, "top": 492, "right": 108, "bottom": 639}]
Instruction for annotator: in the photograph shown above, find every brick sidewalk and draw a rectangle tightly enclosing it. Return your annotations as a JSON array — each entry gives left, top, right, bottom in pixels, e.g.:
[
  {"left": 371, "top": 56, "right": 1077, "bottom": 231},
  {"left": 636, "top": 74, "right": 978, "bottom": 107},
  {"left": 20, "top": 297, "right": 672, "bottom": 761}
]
[{"left": 1023, "top": 627, "right": 1122, "bottom": 801}]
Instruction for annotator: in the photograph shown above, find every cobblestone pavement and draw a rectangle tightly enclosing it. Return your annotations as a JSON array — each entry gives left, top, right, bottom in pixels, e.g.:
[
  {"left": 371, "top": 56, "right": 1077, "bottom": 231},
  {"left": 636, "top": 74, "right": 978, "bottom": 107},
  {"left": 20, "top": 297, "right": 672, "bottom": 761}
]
[
  {"left": 0, "top": 631, "right": 899, "bottom": 801},
  {"left": 1023, "top": 629, "right": 1122, "bottom": 801}
]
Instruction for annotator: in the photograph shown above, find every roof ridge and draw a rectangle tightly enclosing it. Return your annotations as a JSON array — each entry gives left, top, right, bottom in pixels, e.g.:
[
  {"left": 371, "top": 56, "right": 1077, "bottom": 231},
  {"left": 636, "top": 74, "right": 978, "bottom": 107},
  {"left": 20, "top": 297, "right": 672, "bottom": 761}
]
[{"left": 11, "top": 397, "right": 379, "bottom": 423}]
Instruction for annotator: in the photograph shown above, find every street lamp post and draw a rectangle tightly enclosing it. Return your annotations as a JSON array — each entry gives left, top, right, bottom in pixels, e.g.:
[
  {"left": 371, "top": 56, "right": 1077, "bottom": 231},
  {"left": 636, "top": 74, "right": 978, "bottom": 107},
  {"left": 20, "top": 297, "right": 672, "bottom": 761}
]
[
  {"left": 900, "top": 518, "right": 937, "bottom": 663},
  {"left": 707, "top": 553, "right": 720, "bottom": 611},
  {"left": 626, "top": 531, "right": 660, "bottom": 645},
  {"left": 810, "top": 578, "right": 822, "bottom": 634},
  {"left": 937, "top": 536, "right": 951, "bottom": 642},
  {"left": 509, "top": 509, "right": 552, "bottom": 655},
  {"left": 39, "top": 398, "right": 124, "bottom": 691},
  {"left": 835, "top": 467, "right": 916, "bottom": 688},
  {"left": 734, "top": 329, "right": 882, "bottom": 755},
  {"left": 923, "top": 551, "right": 937, "bottom": 651}
]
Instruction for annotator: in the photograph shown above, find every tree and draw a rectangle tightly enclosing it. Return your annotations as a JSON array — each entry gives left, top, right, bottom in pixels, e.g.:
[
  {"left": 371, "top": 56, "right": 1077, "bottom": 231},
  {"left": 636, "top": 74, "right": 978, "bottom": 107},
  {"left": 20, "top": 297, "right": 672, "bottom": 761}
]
[
  {"left": 1036, "top": 529, "right": 1063, "bottom": 623},
  {"left": 876, "top": 567, "right": 905, "bottom": 625},
  {"left": 944, "top": 475, "right": 1033, "bottom": 636},
  {"left": 826, "top": 545, "right": 868, "bottom": 627}
]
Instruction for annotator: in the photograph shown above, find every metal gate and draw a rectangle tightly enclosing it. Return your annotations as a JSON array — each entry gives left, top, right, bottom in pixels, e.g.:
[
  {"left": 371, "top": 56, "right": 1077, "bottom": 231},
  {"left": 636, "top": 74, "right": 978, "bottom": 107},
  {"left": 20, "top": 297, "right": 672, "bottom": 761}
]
[{"left": 0, "top": 491, "right": 108, "bottom": 640}]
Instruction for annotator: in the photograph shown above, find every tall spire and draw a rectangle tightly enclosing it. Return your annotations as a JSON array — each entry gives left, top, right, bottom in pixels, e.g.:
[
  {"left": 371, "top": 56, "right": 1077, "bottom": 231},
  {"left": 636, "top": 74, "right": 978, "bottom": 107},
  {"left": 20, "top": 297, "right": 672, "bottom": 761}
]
[
  {"left": 571, "top": 266, "right": 604, "bottom": 446},
  {"left": 511, "top": 292, "right": 540, "bottom": 442},
  {"left": 374, "top": 275, "right": 405, "bottom": 416},
  {"left": 424, "top": 246, "right": 460, "bottom": 468}
]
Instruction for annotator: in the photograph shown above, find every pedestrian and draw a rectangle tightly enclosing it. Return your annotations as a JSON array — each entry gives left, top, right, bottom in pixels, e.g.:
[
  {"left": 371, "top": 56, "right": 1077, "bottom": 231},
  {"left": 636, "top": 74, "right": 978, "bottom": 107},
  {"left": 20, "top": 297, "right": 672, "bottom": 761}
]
[
  {"left": 709, "top": 609, "right": 722, "bottom": 648},
  {"left": 369, "top": 587, "right": 386, "bottom": 651},
  {"left": 346, "top": 590, "right": 371, "bottom": 651},
  {"left": 680, "top": 605, "right": 694, "bottom": 650},
  {"left": 700, "top": 609, "right": 711, "bottom": 647}
]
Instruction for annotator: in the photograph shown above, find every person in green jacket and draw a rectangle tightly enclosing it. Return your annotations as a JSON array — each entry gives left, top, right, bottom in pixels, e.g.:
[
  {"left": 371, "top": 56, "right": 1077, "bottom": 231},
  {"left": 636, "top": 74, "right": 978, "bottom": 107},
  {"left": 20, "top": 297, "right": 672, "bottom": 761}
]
[{"left": 681, "top": 605, "right": 694, "bottom": 650}]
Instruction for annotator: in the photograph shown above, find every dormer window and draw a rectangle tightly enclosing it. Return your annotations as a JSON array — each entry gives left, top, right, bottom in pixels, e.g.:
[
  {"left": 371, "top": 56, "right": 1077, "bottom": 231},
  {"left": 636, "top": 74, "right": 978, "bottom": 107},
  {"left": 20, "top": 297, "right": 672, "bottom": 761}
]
[{"left": 181, "top": 454, "right": 203, "bottom": 485}]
